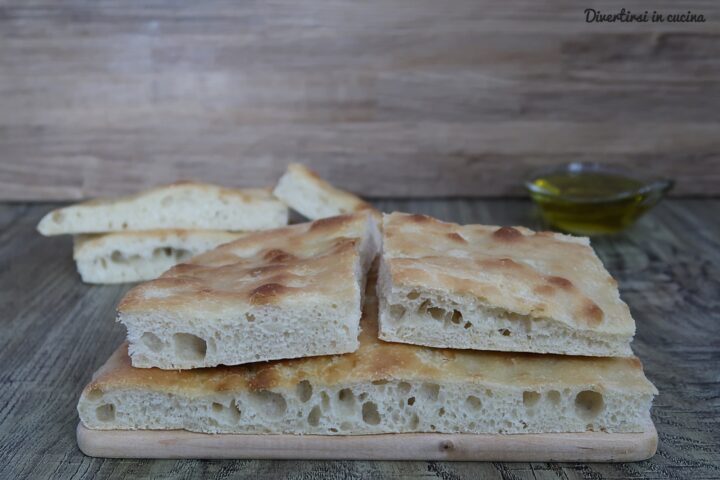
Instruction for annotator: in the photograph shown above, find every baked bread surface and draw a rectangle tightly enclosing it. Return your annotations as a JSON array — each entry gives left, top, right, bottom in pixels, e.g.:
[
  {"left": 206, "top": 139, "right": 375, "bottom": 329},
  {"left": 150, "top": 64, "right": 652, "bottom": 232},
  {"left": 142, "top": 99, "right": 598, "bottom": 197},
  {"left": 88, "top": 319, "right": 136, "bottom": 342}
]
[
  {"left": 79, "top": 270, "right": 656, "bottom": 434},
  {"left": 378, "top": 212, "right": 636, "bottom": 356},
  {"left": 73, "top": 230, "right": 246, "bottom": 284},
  {"left": 273, "top": 163, "right": 375, "bottom": 220},
  {"left": 118, "top": 213, "right": 381, "bottom": 369},
  {"left": 37, "top": 181, "right": 288, "bottom": 235}
]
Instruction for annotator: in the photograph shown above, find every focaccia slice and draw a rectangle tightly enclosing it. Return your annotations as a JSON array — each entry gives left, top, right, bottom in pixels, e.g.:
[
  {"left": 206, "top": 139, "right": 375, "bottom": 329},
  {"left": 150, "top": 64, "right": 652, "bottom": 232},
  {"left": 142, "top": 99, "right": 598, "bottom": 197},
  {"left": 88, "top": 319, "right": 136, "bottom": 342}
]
[
  {"left": 37, "top": 182, "right": 288, "bottom": 235},
  {"left": 377, "top": 212, "right": 636, "bottom": 357},
  {"left": 273, "top": 163, "right": 376, "bottom": 220},
  {"left": 74, "top": 230, "right": 246, "bottom": 284},
  {"left": 117, "top": 213, "right": 381, "bottom": 369},
  {"left": 79, "top": 272, "right": 657, "bottom": 435}
]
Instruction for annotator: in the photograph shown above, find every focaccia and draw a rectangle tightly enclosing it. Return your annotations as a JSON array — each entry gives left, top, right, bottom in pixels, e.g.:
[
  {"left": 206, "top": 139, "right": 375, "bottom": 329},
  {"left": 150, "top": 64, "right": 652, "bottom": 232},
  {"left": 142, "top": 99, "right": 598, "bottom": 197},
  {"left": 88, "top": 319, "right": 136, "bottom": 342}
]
[
  {"left": 78, "top": 271, "right": 656, "bottom": 435},
  {"left": 377, "top": 212, "right": 636, "bottom": 357},
  {"left": 117, "top": 213, "right": 381, "bottom": 369},
  {"left": 273, "top": 163, "right": 375, "bottom": 220},
  {"left": 37, "top": 182, "right": 288, "bottom": 235},
  {"left": 74, "top": 230, "right": 246, "bottom": 284}
]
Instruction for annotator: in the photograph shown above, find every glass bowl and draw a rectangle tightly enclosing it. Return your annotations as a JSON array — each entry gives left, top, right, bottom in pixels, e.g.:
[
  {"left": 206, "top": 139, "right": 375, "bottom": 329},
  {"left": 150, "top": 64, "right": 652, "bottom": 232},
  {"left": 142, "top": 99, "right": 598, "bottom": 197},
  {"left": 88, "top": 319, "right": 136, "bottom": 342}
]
[{"left": 525, "top": 162, "right": 673, "bottom": 236}]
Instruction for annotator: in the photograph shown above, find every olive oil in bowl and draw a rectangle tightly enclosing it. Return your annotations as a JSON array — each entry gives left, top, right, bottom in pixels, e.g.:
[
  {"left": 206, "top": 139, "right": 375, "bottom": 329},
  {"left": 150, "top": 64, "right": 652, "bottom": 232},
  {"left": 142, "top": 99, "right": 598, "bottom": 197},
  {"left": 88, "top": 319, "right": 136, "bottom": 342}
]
[{"left": 526, "top": 163, "right": 673, "bottom": 235}]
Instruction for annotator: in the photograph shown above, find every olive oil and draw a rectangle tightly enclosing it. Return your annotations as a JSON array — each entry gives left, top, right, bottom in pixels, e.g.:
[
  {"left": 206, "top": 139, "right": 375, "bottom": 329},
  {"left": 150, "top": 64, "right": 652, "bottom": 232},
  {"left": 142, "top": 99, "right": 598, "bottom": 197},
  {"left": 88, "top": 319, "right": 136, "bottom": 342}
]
[{"left": 527, "top": 170, "right": 670, "bottom": 236}]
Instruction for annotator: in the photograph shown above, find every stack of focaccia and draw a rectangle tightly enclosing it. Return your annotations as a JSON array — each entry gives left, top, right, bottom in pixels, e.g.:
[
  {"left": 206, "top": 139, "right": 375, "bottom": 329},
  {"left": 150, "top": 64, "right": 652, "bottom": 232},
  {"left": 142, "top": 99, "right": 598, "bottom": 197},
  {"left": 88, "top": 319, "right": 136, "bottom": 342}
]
[
  {"left": 37, "top": 164, "right": 373, "bottom": 284},
  {"left": 71, "top": 169, "right": 656, "bottom": 440},
  {"left": 37, "top": 183, "right": 288, "bottom": 284}
]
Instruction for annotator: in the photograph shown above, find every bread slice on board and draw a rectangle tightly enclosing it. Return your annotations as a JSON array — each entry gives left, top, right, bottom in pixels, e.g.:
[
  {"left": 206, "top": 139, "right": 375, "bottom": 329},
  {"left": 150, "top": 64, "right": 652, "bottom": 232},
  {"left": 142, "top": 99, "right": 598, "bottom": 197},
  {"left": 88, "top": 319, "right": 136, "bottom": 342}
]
[
  {"left": 273, "top": 163, "right": 375, "bottom": 220},
  {"left": 117, "top": 213, "right": 381, "bottom": 369},
  {"left": 37, "top": 182, "right": 288, "bottom": 235},
  {"left": 377, "top": 212, "right": 636, "bottom": 357},
  {"left": 79, "top": 270, "right": 656, "bottom": 435},
  {"left": 74, "top": 230, "right": 246, "bottom": 284}
]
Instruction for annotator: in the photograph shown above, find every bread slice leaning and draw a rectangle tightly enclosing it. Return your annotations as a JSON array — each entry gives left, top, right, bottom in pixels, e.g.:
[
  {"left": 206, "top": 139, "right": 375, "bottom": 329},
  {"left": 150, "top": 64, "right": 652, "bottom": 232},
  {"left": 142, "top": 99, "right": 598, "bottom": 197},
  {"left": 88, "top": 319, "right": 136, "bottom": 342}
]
[
  {"left": 37, "top": 182, "right": 288, "bottom": 235},
  {"left": 377, "top": 212, "right": 636, "bottom": 357},
  {"left": 79, "top": 270, "right": 657, "bottom": 435},
  {"left": 117, "top": 213, "right": 381, "bottom": 369},
  {"left": 273, "top": 163, "right": 375, "bottom": 220},
  {"left": 74, "top": 230, "right": 247, "bottom": 284}
]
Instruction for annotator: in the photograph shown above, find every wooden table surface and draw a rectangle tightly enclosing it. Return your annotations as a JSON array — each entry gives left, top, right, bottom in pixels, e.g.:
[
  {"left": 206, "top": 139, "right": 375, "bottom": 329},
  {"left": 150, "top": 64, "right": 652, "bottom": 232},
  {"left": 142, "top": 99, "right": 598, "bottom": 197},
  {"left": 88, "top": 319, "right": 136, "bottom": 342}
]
[{"left": 1, "top": 199, "right": 719, "bottom": 479}]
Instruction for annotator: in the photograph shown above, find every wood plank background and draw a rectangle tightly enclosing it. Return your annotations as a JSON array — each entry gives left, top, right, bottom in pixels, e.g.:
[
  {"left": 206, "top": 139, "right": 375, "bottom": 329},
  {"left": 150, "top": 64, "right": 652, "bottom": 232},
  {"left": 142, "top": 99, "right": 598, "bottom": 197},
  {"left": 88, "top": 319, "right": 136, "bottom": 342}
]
[{"left": 0, "top": 0, "right": 719, "bottom": 200}]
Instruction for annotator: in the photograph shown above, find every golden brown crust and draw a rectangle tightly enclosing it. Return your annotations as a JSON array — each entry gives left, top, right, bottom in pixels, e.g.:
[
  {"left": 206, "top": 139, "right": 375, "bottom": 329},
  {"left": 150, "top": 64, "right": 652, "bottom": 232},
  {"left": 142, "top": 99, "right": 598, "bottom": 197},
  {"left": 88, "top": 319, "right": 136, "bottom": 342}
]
[
  {"left": 287, "top": 164, "right": 374, "bottom": 213},
  {"left": 382, "top": 212, "right": 634, "bottom": 335},
  {"left": 87, "top": 272, "right": 656, "bottom": 399},
  {"left": 79, "top": 182, "right": 276, "bottom": 207},
  {"left": 38, "top": 182, "right": 287, "bottom": 236},
  {"left": 118, "top": 213, "right": 372, "bottom": 314}
]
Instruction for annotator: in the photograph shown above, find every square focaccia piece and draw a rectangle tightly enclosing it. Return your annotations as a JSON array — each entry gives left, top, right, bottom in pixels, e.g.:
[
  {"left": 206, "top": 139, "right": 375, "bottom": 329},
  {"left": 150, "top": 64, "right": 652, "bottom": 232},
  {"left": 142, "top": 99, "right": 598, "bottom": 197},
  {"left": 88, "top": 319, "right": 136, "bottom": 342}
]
[
  {"left": 37, "top": 182, "right": 288, "bottom": 235},
  {"left": 80, "top": 271, "right": 656, "bottom": 435},
  {"left": 117, "top": 213, "right": 380, "bottom": 369},
  {"left": 273, "top": 163, "right": 376, "bottom": 220},
  {"left": 377, "top": 212, "right": 635, "bottom": 357}
]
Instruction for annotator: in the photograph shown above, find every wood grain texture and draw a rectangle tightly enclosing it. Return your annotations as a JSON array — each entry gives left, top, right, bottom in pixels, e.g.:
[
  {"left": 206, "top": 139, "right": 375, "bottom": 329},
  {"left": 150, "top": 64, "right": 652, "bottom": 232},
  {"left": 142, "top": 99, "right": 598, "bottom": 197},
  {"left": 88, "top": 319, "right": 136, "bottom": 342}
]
[
  {"left": 1, "top": 0, "right": 719, "bottom": 200},
  {"left": 1, "top": 199, "right": 719, "bottom": 478},
  {"left": 76, "top": 423, "right": 658, "bottom": 462}
]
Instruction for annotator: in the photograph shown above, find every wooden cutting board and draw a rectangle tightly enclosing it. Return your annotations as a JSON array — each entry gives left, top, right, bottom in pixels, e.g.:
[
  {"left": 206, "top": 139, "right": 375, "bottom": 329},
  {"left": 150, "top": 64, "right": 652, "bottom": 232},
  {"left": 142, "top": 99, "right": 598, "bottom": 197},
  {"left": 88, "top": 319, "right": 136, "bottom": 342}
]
[{"left": 77, "top": 422, "right": 657, "bottom": 461}]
